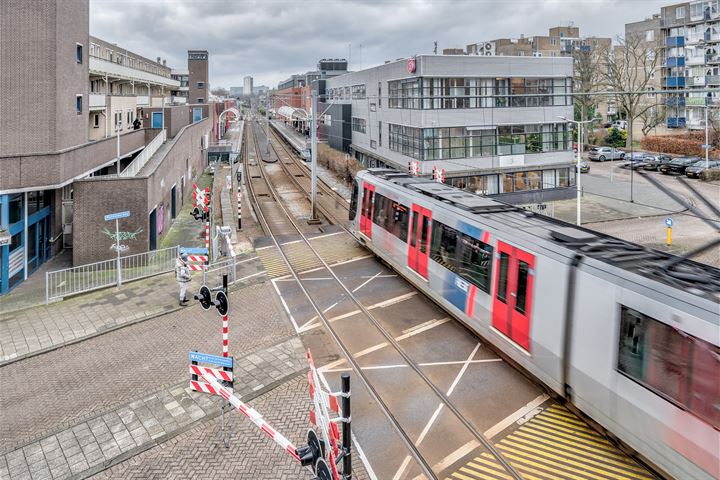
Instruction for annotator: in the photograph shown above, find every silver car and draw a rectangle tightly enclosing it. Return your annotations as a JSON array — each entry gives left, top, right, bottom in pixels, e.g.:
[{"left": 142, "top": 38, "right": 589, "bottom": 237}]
[{"left": 588, "top": 147, "right": 625, "bottom": 162}]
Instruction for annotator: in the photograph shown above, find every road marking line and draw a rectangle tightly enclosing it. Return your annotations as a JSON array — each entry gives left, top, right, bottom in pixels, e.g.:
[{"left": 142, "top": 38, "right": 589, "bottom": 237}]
[
  {"left": 397, "top": 317, "right": 451, "bottom": 341},
  {"left": 484, "top": 392, "right": 549, "bottom": 440},
  {"left": 391, "top": 455, "right": 413, "bottom": 480},
  {"left": 322, "top": 358, "right": 503, "bottom": 373},
  {"left": 393, "top": 343, "right": 480, "bottom": 480},
  {"left": 352, "top": 271, "right": 382, "bottom": 293},
  {"left": 271, "top": 278, "right": 300, "bottom": 333}
]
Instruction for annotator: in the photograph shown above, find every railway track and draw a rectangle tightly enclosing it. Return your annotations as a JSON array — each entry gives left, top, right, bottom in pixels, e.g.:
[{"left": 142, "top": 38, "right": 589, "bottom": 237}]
[{"left": 246, "top": 116, "right": 527, "bottom": 480}]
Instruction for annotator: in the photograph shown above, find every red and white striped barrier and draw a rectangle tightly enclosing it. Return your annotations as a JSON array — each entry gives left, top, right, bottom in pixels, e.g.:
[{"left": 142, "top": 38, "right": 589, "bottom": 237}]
[
  {"left": 307, "top": 350, "right": 342, "bottom": 479},
  {"left": 190, "top": 379, "right": 220, "bottom": 395},
  {"left": 222, "top": 315, "right": 229, "bottom": 357},
  {"left": 198, "top": 370, "right": 301, "bottom": 462},
  {"left": 189, "top": 364, "right": 233, "bottom": 382},
  {"left": 205, "top": 221, "right": 210, "bottom": 251},
  {"left": 187, "top": 264, "right": 205, "bottom": 271},
  {"left": 187, "top": 255, "right": 208, "bottom": 263}
]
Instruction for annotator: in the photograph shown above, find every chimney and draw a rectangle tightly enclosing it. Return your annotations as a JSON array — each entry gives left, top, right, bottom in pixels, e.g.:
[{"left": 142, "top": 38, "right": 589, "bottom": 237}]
[
  {"left": 157, "top": 56, "right": 161, "bottom": 63},
  {"left": 163, "top": 59, "right": 166, "bottom": 66}
]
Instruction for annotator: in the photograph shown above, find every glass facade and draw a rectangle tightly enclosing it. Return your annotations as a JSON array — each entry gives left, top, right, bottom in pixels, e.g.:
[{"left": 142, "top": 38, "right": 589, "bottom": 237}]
[
  {"left": 449, "top": 167, "right": 575, "bottom": 196},
  {"left": 387, "top": 77, "right": 572, "bottom": 110},
  {"left": 389, "top": 123, "right": 570, "bottom": 160}
]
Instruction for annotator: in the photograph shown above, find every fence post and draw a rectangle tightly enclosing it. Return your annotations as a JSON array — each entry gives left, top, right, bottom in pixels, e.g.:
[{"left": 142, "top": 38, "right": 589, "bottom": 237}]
[
  {"left": 45, "top": 271, "right": 50, "bottom": 305},
  {"left": 341, "top": 373, "right": 352, "bottom": 479}
]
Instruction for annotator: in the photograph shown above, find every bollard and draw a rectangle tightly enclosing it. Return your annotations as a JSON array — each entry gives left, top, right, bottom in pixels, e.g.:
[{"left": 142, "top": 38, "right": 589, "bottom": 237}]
[
  {"left": 666, "top": 227, "right": 672, "bottom": 246},
  {"left": 341, "top": 373, "right": 352, "bottom": 479}
]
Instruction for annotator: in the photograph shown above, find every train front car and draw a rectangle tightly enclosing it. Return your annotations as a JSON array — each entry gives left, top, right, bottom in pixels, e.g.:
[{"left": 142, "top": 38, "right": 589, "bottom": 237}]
[{"left": 350, "top": 169, "right": 719, "bottom": 480}]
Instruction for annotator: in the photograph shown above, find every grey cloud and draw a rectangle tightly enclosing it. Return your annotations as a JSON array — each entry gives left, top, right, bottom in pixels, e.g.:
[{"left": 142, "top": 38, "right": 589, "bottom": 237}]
[{"left": 90, "top": 0, "right": 670, "bottom": 89}]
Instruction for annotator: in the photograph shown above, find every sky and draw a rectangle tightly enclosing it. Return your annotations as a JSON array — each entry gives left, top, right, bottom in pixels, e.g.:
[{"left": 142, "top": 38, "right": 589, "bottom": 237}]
[{"left": 90, "top": 0, "right": 671, "bottom": 90}]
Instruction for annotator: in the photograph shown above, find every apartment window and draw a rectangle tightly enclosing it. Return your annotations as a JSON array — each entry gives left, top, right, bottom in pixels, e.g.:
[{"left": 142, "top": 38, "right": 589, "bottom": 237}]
[
  {"left": 76, "top": 44, "right": 83, "bottom": 64},
  {"left": 108, "top": 50, "right": 113, "bottom": 62},
  {"left": 197, "top": 81, "right": 205, "bottom": 88},
  {"left": 378, "top": 82, "right": 382, "bottom": 107},
  {"left": 76, "top": 95, "right": 82, "bottom": 114},
  {"left": 646, "top": 30, "right": 655, "bottom": 42},
  {"left": 93, "top": 114, "right": 100, "bottom": 128},
  {"left": 378, "top": 121, "right": 382, "bottom": 147},
  {"left": 370, "top": 103, "right": 376, "bottom": 112},
  {"left": 676, "top": 6, "right": 685, "bottom": 19},
  {"left": 351, "top": 84, "right": 366, "bottom": 99},
  {"left": 351, "top": 117, "right": 367, "bottom": 134},
  {"left": 197, "top": 98, "right": 205, "bottom": 104},
  {"left": 89, "top": 44, "right": 95, "bottom": 57},
  {"left": 370, "top": 140, "right": 377, "bottom": 149},
  {"left": 127, "top": 111, "right": 133, "bottom": 124}
]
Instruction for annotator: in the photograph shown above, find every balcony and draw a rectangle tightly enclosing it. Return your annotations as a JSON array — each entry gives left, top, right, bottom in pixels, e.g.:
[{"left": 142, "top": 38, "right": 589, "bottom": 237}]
[
  {"left": 705, "top": 31, "right": 720, "bottom": 42},
  {"left": 707, "top": 55, "right": 720, "bottom": 64},
  {"left": 666, "top": 36, "right": 685, "bottom": 48},
  {"left": 687, "top": 118, "right": 705, "bottom": 129},
  {"left": 686, "top": 55, "right": 705, "bottom": 65},
  {"left": 89, "top": 56, "right": 180, "bottom": 89},
  {"left": 665, "top": 76, "right": 686, "bottom": 87},
  {"left": 666, "top": 96, "right": 686, "bottom": 107},
  {"left": 688, "top": 76, "right": 706, "bottom": 86},
  {"left": 667, "top": 56, "right": 686, "bottom": 67},
  {"left": 171, "top": 96, "right": 187, "bottom": 104},
  {"left": 667, "top": 117, "right": 687, "bottom": 128},
  {"left": 136, "top": 95, "right": 149, "bottom": 106},
  {"left": 707, "top": 75, "right": 720, "bottom": 84},
  {"left": 686, "top": 96, "right": 708, "bottom": 105},
  {"left": 89, "top": 94, "right": 106, "bottom": 110}
]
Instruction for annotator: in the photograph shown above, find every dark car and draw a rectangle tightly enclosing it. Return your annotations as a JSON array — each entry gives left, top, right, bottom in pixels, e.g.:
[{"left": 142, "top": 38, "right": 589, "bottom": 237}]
[
  {"left": 659, "top": 157, "right": 701, "bottom": 175},
  {"left": 642, "top": 154, "right": 673, "bottom": 171},
  {"left": 576, "top": 161, "right": 590, "bottom": 173},
  {"left": 619, "top": 152, "right": 650, "bottom": 170},
  {"left": 685, "top": 160, "right": 720, "bottom": 178}
]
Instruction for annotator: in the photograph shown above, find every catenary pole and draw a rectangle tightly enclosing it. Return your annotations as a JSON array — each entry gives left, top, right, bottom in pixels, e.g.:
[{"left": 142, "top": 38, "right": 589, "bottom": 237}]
[{"left": 310, "top": 89, "right": 318, "bottom": 222}]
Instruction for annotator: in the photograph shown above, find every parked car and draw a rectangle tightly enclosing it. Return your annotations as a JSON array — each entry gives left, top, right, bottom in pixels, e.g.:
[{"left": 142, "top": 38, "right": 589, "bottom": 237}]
[
  {"left": 685, "top": 160, "right": 720, "bottom": 178},
  {"left": 588, "top": 147, "right": 625, "bottom": 161},
  {"left": 619, "top": 152, "right": 650, "bottom": 170},
  {"left": 610, "top": 120, "right": 628, "bottom": 130},
  {"left": 642, "top": 154, "right": 673, "bottom": 171},
  {"left": 575, "top": 161, "right": 590, "bottom": 173},
  {"left": 659, "top": 156, "right": 701, "bottom": 175}
]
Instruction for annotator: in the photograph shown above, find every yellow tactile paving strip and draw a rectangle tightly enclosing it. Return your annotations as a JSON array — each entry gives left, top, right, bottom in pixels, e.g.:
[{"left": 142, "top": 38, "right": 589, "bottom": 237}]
[
  {"left": 256, "top": 233, "right": 368, "bottom": 278},
  {"left": 447, "top": 405, "right": 656, "bottom": 480}
]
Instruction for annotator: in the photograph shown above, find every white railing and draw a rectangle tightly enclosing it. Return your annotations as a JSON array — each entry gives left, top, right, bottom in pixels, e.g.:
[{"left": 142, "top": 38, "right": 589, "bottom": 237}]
[
  {"left": 45, "top": 245, "right": 179, "bottom": 303},
  {"left": 89, "top": 56, "right": 179, "bottom": 88},
  {"left": 89, "top": 94, "right": 106, "bottom": 109},
  {"left": 119, "top": 129, "right": 166, "bottom": 177}
]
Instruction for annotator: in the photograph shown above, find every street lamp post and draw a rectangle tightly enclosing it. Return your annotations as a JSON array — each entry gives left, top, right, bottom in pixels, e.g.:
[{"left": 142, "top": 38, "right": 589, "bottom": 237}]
[{"left": 559, "top": 113, "right": 596, "bottom": 226}]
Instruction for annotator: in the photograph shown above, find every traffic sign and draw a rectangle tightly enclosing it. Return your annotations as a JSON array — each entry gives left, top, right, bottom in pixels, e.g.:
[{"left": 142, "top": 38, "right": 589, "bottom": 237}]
[
  {"left": 104, "top": 211, "right": 130, "bottom": 221},
  {"left": 180, "top": 247, "right": 209, "bottom": 255},
  {"left": 701, "top": 144, "right": 710, "bottom": 149},
  {"left": 665, "top": 218, "right": 674, "bottom": 228},
  {"left": 189, "top": 351, "right": 233, "bottom": 368}
]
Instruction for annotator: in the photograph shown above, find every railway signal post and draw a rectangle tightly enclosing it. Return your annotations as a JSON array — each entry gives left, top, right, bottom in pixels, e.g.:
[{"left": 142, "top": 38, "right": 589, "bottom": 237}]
[{"left": 236, "top": 169, "right": 242, "bottom": 230}]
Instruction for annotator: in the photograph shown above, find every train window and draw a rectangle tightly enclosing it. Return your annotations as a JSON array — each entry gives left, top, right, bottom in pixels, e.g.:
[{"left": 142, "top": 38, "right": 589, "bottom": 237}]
[
  {"left": 410, "top": 211, "right": 419, "bottom": 247},
  {"left": 349, "top": 182, "right": 358, "bottom": 221},
  {"left": 617, "top": 306, "right": 719, "bottom": 429},
  {"left": 515, "top": 260, "right": 529, "bottom": 314},
  {"left": 371, "top": 192, "right": 409, "bottom": 242},
  {"left": 431, "top": 221, "right": 493, "bottom": 293},
  {"left": 497, "top": 253, "right": 509, "bottom": 304},
  {"left": 420, "top": 216, "right": 430, "bottom": 253}
]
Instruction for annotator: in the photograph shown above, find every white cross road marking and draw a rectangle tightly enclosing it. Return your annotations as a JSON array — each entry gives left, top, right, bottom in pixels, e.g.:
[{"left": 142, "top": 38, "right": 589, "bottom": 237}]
[{"left": 352, "top": 271, "right": 383, "bottom": 293}]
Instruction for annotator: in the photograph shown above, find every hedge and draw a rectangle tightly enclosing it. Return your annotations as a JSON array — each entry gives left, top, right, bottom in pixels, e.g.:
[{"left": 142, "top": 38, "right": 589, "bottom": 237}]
[{"left": 641, "top": 132, "right": 719, "bottom": 158}]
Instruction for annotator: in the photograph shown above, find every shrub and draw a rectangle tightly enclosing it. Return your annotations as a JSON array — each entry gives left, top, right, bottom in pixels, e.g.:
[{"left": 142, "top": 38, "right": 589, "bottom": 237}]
[
  {"left": 604, "top": 128, "right": 627, "bottom": 148},
  {"left": 700, "top": 168, "right": 720, "bottom": 182},
  {"left": 640, "top": 133, "right": 720, "bottom": 158},
  {"left": 317, "top": 144, "right": 363, "bottom": 183}
]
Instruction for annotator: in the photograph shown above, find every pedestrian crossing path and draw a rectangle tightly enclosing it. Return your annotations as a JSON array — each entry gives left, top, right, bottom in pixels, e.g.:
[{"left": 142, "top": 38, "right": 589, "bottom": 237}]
[
  {"left": 446, "top": 404, "right": 656, "bottom": 480},
  {"left": 255, "top": 232, "right": 367, "bottom": 278}
]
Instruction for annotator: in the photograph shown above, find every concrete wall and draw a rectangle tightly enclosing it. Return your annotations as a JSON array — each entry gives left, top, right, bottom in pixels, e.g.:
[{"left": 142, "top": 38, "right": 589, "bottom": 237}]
[
  {"left": 108, "top": 95, "right": 138, "bottom": 136},
  {"left": 72, "top": 177, "right": 148, "bottom": 265},
  {"left": 71, "top": 118, "right": 210, "bottom": 265},
  {"left": 0, "top": 129, "right": 146, "bottom": 192},
  {"left": 0, "top": 0, "right": 89, "bottom": 155}
]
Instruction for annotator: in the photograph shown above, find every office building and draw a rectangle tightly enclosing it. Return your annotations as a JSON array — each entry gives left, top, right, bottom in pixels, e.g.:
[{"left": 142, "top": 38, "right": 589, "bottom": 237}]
[
  {"left": 243, "top": 76, "right": 254, "bottom": 97},
  {"left": 323, "top": 55, "right": 576, "bottom": 204}
]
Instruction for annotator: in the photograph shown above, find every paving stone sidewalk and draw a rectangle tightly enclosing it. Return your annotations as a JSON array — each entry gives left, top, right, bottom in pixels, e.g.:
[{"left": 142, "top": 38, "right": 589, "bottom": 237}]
[
  {"left": 0, "top": 253, "right": 267, "bottom": 366},
  {"left": 0, "top": 337, "right": 307, "bottom": 480}
]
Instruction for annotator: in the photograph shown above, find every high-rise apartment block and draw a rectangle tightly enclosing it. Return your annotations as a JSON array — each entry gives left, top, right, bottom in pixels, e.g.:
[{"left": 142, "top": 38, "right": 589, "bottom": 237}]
[{"left": 243, "top": 76, "right": 254, "bottom": 97}]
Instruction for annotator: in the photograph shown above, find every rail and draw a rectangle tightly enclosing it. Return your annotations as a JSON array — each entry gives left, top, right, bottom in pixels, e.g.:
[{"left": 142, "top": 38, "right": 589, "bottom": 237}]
[
  {"left": 45, "top": 245, "right": 179, "bottom": 303},
  {"left": 119, "top": 128, "right": 166, "bottom": 177}
]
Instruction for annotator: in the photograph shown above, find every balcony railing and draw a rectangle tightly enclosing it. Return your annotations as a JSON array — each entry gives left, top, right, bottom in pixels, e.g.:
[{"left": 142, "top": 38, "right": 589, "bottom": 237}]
[
  {"left": 688, "top": 76, "right": 706, "bottom": 86},
  {"left": 665, "top": 76, "right": 686, "bottom": 87},
  {"left": 666, "top": 96, "right": 686, "bottom": 107},
  {"left": 119, "top": 129, "right": 166, "bottom": 177},
  {"left": 667, "top": 56, "right": 686, "bottom": 67},
  {"left": 707, "top": 75, "right": 720, "bottom": 84},
  {"left": 666, "top": 36, "right": 685, "bottom": 48},
  {"left": 686, "top": 96, "right": 707, "bottom": 105},
  {"left": 89, "top": 57, "right": 180, "bottom": 89},
  {"left": 89, "top": 94, "right": 106, "bottom": 110},
  {"left": 667, "top": 117, "right": 687, "bottom": 128},
  {"left": 686, "top": 55, "right": 705, "bottom": 65}
]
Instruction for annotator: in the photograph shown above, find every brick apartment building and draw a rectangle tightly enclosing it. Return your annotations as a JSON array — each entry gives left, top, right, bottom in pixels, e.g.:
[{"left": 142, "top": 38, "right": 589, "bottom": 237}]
[{"left": 0, "top": 0, "right": 222, "bottom": 295}]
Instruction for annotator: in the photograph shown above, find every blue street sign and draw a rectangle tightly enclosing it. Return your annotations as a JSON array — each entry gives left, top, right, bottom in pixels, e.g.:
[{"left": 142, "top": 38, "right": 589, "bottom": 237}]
[
  {"left": 701, "top": 144, "right": 710, "bottom": 149},
  {"left": 665, "top": 218, "right": 674, "bottom": 228},
  {"left": 180, "top": 247, "right": 209, "bottom": 255},
  {"left": 104, "top": 211, "right": 130, "bottom": 221},
  {"left": 189, "top": 351, "right": 233, "bottom": 368}
]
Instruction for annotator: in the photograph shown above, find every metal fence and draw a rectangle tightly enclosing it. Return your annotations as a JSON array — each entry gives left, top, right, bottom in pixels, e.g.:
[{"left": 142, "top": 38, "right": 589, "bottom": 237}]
[
  {"left": 202, "top": 256, "right": 237, "bottom": 290},
  {"left": 46, "top": 245, "right": 179, "bottom": 303}
]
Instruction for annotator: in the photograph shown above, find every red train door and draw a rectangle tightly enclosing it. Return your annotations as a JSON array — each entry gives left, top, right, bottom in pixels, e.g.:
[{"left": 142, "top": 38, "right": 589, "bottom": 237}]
[
  {"left": 408, "top": 204, "right": 432, "bottom": 279},
  {"left": 492, "top": 241, "right": 535, "bottom": 352},
  {"left": 359, "top": 183, "right": 375, "bottom": 238}
]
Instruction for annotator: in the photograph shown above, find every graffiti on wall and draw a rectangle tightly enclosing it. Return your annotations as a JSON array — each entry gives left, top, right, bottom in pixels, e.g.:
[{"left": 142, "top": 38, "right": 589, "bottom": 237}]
[{"left": 102, "top": 227, "right": 143, "bottom": 252}]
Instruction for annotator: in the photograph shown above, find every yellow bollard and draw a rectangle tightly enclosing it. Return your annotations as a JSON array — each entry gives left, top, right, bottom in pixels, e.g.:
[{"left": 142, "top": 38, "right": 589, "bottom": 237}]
[{"left": 666, "top": 227, "right": 672, "bottom": 246}]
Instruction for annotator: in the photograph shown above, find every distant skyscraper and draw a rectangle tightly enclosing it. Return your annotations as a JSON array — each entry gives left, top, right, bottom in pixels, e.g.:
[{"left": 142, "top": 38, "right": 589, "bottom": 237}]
[{"left": 243, "top": 76, "right": 253, "bottom": 96}]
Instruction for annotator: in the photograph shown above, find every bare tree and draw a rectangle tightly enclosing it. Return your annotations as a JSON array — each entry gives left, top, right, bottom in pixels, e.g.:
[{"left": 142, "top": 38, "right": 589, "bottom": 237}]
[
  {"left": 598, "top": 34, "right": 662, "bottom": 148},
  {"left": 638, "top": 102, "right": 666, "bottom": 136},
  {"left": 708, "top": 106, "right": 720, "bottom": 158},
  {"left": 572, "top": 48, "right": 604, "bottom": 123},
  {"left": 211, "top": 87, "right": 229, "bottom": 97}
]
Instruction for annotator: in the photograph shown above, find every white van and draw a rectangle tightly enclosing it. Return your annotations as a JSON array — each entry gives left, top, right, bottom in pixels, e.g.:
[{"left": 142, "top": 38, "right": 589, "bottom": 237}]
[{"left": 610, "top": 120, "right": 628, "bottom": 130}]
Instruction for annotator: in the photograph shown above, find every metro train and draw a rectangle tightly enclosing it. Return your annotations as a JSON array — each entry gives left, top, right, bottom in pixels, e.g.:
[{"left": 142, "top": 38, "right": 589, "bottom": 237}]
[{"left": 349, "top": 169, "right": 720, "bottom": 480}]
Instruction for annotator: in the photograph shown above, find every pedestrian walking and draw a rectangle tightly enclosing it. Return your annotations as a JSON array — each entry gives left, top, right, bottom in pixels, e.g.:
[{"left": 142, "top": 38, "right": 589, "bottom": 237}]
[{"left": 175, "top": 253, "right": 191, "bottom": 306}]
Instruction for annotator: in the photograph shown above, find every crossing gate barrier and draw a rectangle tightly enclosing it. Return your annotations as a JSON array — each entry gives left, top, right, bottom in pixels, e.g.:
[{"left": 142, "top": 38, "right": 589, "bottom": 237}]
[{"left": 189, "top": 351, "right": 234, "bottom": 394}]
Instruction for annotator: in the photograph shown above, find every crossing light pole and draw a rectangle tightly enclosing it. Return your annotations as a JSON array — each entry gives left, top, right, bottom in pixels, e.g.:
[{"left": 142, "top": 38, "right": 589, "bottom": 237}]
[{"left": 309, "top": 89, "right": 320, "bottom": 224}]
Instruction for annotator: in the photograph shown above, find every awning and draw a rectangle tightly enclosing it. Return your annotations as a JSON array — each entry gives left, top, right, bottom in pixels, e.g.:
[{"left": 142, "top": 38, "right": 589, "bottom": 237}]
[{"left": 277, "top": 105, "right": 308, "bottom": 121}]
